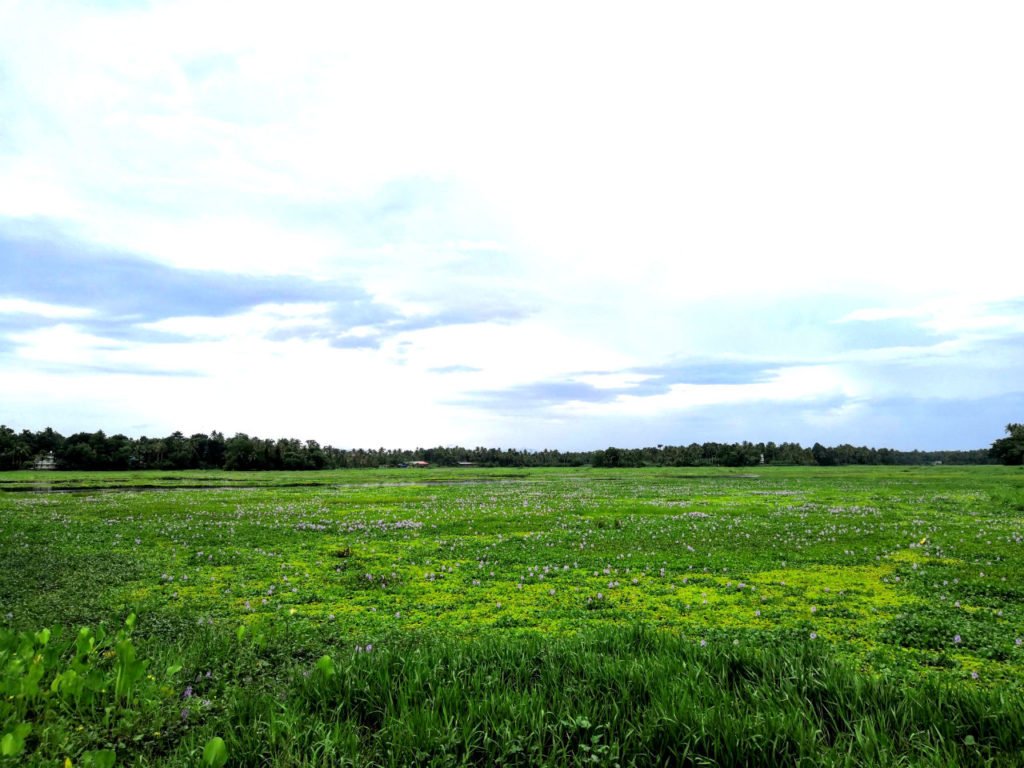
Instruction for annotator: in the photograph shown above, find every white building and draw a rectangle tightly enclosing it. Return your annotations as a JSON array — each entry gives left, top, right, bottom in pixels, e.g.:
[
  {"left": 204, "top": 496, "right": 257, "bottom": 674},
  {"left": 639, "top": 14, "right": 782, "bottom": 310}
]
[{"left": 33, "top": 451, "right": 56, "bottom": 470}]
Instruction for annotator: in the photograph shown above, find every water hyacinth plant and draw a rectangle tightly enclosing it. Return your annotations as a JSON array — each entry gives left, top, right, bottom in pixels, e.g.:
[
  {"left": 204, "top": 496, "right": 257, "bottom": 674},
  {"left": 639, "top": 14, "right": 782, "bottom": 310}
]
[{"left": 0, "top": 464, "right": 1021, "bottom": 765}]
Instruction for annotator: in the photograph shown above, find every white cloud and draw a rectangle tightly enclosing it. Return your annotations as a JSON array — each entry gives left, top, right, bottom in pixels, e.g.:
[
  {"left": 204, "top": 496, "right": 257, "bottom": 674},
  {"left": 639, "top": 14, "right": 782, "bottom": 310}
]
[
  {"left": 0, "top": 298, "right": 94, "bottom": 319},
  {"left": 1, "top": 1, "right": 1022, "bottom": 448},
  {"left": 9, "top": 324, "right": 125, "bottom": 366},
  {"left": 139, "top": 302, "right": 334, "bottom": 340}
]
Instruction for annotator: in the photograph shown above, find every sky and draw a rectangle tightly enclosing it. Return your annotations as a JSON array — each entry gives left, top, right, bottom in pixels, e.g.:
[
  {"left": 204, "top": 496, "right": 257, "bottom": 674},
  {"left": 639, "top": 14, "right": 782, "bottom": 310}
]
[{"left": 1, "top": 1, "right": 1022, "bottom": 451}]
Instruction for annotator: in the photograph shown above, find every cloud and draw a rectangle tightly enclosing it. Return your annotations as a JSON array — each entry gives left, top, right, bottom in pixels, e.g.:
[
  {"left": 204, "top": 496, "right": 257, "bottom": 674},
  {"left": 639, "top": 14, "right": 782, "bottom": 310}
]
[
  {"left": 828, "top": 317, "right": 950, "bottom": 351},
  {"left": 0, "top": 297, "right": 95, "bottom": 319},
  {"left": 0, "top": 223, "right": 532, "bottom": 358},
  {"left": 0, "top": 313, "right": 61, "bottom": 338},
  {"left": 630, "top": 361, "right": 779, "bottom": 388},
  {"left": 0, "top": 225, "right": 354, "bottom": 323},
  {"left": 327, "top": 335, "right": 383, "bottom": 350},
  {"left": 497, "top": 392, "right": 1023, "bottom": 452},
  {"left": 985, "top": 298, "right": 1024, "bottom": 317},
  {"left": 460, "top": 381, "right": 624, "bottom": 411},
  {"left": 33, "top": 362, "right": 202, "bottom": 378},
  {"left": 459, "top": 360, "right": 786, "bottom": 413},
  {"left": 429, "top": 365, "right": 482, "bottom": 374},
  {"left": 260, "top": 300, "right": 528, "bottom": 349},
  {"left": 0, "top": 3, "right": 1021, "bottom": 451},
  {"left": 792, "top": 392, "right": 1024, "bottom": 451},
  {"left": 389, "top": 305, "right": 529, "bottom": 333}
]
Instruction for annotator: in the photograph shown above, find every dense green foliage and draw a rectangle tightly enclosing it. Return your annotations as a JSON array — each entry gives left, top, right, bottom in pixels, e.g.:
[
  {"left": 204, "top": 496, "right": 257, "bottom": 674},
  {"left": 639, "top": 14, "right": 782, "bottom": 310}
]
[
  {"left": 0, "top": 425, "right": 996, "bottom": 470},
  {"left": 989, "top": 423, "right": 1024, "bottom": 465},
  {"left": 5, "top": 622, "right": 1021, "bottom": 767},
  {"left": 1, "top": 466, "right": 1022, "bottom": 765}
]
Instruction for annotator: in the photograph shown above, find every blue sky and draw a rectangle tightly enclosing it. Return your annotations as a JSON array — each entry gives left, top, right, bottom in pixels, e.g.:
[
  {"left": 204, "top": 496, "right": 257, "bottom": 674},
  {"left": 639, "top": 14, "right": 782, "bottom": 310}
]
[{"left": 1, "top": 1, "right": 1022, "bottom": 450}]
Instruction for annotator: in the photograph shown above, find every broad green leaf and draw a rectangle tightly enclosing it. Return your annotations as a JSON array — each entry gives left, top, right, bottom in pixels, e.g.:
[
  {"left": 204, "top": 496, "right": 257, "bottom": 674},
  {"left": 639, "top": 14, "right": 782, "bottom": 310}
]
[
  {"left": 315, "top": 654, "right": 336, "bottom": 678},
  {"left": 203, "top": 736, "right": 228, "bottom": 768},
  {"left": 85, "top": 748, "right": 117, "bottom": 768},
  {"left": 1, "top": 723, "right": 30, "bottom": 757}
]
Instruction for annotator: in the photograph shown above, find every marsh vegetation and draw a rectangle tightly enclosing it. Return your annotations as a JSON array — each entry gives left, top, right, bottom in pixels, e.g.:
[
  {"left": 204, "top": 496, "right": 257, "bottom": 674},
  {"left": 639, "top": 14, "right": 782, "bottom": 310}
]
[{"left": 2, "top": 466, "right": 1023, "bottom": 765}]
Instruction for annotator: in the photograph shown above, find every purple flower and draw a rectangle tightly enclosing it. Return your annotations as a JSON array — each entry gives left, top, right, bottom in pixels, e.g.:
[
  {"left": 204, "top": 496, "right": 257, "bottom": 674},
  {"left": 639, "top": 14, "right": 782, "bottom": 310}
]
[
  {"left": 182, "top": 685, "right": 193, "bottom": 699},
  {"left": 809, "top": 632, "right": 817, "bottom": 640},
  {"left": 953, "top": 634, "right": 962, "bottom": 644}
]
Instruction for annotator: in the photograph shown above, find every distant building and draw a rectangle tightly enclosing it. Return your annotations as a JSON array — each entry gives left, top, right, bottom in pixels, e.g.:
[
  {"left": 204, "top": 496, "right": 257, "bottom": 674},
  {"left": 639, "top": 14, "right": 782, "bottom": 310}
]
[
  {"left": 33, "top": 452, "right": 56, "bottom": 470},
  {"left": 457, "top": 462, "right": 478, "bottom": 467},
  {"left": 409, "top": 461, "right": 429, "bottom": 468}
]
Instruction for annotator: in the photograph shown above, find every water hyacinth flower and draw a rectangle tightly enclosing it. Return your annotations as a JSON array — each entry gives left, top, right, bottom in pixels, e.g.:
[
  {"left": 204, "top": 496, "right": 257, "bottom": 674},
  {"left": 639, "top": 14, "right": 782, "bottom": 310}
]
[{"left": 953, "top": 634, "right": 962, "bottom": 644}]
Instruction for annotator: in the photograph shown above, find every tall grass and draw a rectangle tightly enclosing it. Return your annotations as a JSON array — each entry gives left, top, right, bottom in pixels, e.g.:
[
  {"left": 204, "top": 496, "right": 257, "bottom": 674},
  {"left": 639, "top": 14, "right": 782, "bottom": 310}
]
[
  {"left": 4, "top": 621, "right": 1023, "bottom": 765},
  {"left": 215, "top": 626, "right": 1022, "bottom": 767}
]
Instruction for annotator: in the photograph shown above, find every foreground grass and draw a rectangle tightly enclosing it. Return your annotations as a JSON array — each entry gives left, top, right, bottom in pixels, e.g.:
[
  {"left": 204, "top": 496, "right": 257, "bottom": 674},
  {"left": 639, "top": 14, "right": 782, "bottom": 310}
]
[
  {"left": 4, "top": 621, "right": 1023, "bottom": 767},
  {"left": 2, "top": 466, "right": 1023, "bottom": 765}
]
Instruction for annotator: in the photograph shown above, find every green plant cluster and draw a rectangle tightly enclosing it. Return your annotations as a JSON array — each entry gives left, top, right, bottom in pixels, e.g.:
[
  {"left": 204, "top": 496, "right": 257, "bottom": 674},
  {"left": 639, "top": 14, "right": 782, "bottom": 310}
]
[
  {"left": 0, "top": 465, "right": 1022, "bottom": 765},
  {"left": 0, "top": 614, "right": 228, "bottom": 767},
  {"left": 4, "top": 623, "right": 1024, "bottom": 766}
]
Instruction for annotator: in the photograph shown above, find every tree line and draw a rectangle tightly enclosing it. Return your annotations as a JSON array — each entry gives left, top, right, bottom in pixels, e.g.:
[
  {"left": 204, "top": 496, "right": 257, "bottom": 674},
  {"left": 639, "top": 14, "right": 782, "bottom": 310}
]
[{"left": 0, "top": 425, "right": 1005, "bottom": 471}]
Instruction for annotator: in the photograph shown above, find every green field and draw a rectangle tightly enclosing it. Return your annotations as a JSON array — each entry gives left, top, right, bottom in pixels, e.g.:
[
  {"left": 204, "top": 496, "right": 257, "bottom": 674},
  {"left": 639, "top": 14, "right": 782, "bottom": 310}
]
[{"left": 2, "top": 466, "right": 1023, "bottom": 766}]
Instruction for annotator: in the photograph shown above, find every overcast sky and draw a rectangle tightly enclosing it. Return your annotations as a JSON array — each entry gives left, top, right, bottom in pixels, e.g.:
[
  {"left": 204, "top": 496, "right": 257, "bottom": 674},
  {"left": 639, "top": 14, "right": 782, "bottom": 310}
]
[{"left": 1, "top": 1, "right": 1022, "bottom": 451}]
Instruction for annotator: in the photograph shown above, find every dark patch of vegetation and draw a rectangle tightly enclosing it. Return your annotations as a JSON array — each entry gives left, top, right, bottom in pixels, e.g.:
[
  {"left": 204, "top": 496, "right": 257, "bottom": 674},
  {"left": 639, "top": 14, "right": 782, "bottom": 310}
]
[{"left": 0, "top": 424, "right": 998, "bottom": 471}]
